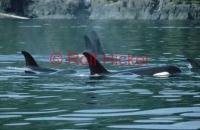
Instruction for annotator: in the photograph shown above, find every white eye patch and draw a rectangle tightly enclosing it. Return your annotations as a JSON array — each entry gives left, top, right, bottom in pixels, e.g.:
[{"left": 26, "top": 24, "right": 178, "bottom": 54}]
[{"left": 153, "top": 72, "right": 170, "bottom": 77}]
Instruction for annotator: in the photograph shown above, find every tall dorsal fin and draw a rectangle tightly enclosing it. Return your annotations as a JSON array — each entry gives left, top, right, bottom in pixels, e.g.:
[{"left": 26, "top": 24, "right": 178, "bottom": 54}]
[
  {"left": 21, "top": 51, "right": 39, "bottom": 67},
  {"left": 90, "top": 30, "right": 105, "bottom": 55},
  {"left": 84, "top": 35, "right": 93, "bottom": 52},
  {"left": 84, "top": 30, "right": 105, "bottom": 55},
  {"left": 83, "top": 52, "right": 109, "bottom": 75}
]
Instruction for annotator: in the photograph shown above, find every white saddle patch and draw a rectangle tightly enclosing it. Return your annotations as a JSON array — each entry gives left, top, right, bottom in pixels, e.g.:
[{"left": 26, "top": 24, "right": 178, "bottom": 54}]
[{"left": 153, "top": 72, "right": 170, "bottom": 77}]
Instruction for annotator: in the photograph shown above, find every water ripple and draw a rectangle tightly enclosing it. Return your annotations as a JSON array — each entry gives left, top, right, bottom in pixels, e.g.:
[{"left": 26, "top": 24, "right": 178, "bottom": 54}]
[
  {"left": 0, "top": 115, "right": 22, "bottom": 119},
  {"left": 4, "top": 122, "right": 30, "bottom": 126},
  {"left": 61, "top": 107, "right": 200, "bottom": 117},
  {"left": 75, "top": 109, "right": 139, "bottom": 113},
  {"left": 108, "top": 121, "right": 200, "bottom": 129},
  {"left": 25, "top": 117, "right": 95, "bottom": 121},
  {"left": 0, "top": 109, "right": 66, "bottom": 115}
]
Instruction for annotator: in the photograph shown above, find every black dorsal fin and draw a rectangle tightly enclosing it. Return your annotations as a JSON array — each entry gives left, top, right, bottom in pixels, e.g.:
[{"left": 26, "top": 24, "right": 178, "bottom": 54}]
[
  {"left": 83, "top": 52, "right": 109, "bottom": 75},
  {"left": 21, "top": 51, "right": 39, "bottom": 67},
  {"left": 90, "top": 30, "right": 105, "bottom": 55},
  {"left": 84, "top": 30, "right": 105, "bottom": 55},
  {"left": 84, "top": 35, "right": 93, "bottom": 52}
]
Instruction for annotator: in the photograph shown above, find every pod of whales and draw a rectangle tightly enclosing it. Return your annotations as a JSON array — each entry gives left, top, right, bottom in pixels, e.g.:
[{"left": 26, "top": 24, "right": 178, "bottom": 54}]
[
  {"left": 20, "top": 31, "right": 199, "bottom": 77},
  {"left": 21, "top": 50, "right": 199, "bottom": 77}
]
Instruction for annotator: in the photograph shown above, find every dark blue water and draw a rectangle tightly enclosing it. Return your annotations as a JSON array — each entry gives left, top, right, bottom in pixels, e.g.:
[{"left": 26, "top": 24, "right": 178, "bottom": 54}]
[{"left": 0, "top": 19, "right": 200, "bottom": 130}]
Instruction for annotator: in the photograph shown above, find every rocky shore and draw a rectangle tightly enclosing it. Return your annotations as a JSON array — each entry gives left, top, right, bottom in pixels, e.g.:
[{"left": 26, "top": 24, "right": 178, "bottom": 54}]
[
  {"left": 0, "top": 0, "right": 90, "bottom": 19},
  {"left": 0, "top": 0, "right": 199, "bottom": 20},
  {"left": 90, "top": 0, "right": 200, "bottom": 20}
]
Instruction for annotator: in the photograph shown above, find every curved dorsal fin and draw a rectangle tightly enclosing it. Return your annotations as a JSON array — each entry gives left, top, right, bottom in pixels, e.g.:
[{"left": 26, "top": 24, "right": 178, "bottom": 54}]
[
  {"left": 21, "top": 51, "right": 39, "bottom": 67},
  {"left": 90, "top": 30, "right": 105, "bottom": 55},
  {"left": 84, "top": 35, "right": 93, "bottom": 51},
  {"left": 83, "top": 52, "right": 109, "bottom": 75},
  {"left": 84, "top": 30, "right": 105, "bottom": 55}
]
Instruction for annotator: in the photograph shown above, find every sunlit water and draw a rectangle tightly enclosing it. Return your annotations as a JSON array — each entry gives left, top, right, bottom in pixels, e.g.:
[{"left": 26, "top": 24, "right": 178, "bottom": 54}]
[{"left": 0, "top": 19, "right": 200, "bottom": 130}]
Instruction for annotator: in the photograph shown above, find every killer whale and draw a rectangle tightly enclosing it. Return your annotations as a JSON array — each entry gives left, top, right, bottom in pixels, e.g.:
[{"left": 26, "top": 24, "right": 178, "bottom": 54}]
[
  {"left": 22, "top": 51, "right": 76, "bottom": 74},
  {"left": 83, "top": 52, "right": 181, "bottom": 77},
  {"left": 66, "top": 31, "right": 105, "bottom": 65},
  {"left": 84, "top": 30, "right": 105, "bottom": 55},
  {"left": 83, "top": 31, "right": 148, "bottom": 65},
  {"left": 21, "top": 51, "right": 57, "bottom": 74}
]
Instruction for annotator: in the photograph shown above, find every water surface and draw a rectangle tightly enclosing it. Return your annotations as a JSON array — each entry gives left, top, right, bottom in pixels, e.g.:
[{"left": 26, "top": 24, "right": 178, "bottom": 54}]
[{"left": 0, "top": 19, "right": 200, "bottom": 130}]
